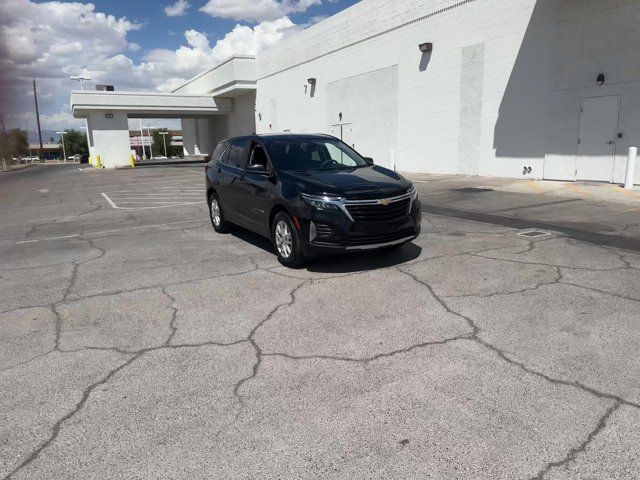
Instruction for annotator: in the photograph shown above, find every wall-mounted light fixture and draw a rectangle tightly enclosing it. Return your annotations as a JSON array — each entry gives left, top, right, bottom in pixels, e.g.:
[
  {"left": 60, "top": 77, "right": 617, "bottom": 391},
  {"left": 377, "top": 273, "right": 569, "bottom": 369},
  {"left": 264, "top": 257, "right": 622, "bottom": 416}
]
[
  {"left": 258, "top": 113, "right": 262, "bottom": 121},
  {"left": 597, "top": 74, "right": 605, "bottom": 86},
  {"left": 418, "top": 42, "right": 433, "bottom": 53},
  {"left": 105, "top": 113, "right": 113, "bottom": 119},
  {"left": 307, "top": 77, "right": 316, "bottom": 85},
  {"left": 339, "top": 112, "right": 343, "bottom": 121}
]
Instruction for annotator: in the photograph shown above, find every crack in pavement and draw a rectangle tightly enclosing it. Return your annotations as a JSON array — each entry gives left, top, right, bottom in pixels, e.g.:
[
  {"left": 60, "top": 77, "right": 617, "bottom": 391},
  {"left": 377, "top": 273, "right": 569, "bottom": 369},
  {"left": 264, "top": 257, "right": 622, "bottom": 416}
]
[
  {"left": 231, "top": 279, "right": 310, "bottom": 412},
  {"left": 263, "top": 335, "right": 470, "bottom": 364},
  {"left": 442, "top": 266, "right": 564, "bottom": 299},
  {"left": 3, "top": 352, "right": 140, "bottom": 480},
  {"left": 527, "top": 402, "right": 621, "bottom": 480},
  {"left": 160, "top": 286, "right": 179, "bottom": 346}
]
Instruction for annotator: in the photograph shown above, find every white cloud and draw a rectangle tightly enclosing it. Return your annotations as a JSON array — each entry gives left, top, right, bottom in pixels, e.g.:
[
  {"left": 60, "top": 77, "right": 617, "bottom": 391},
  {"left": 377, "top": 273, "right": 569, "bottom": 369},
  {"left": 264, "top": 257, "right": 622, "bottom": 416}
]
[
  {"left": 200, "top": 0, "right": 321, "bottom": 22},
  {"left": 144, "top": 17, "right": 297, "bottom": 88},
  {"left": 164, "top": 0, "right": 190, "bottom": 17},
  {"left": 0, "top": 0, "right": 300, "bottom": 130}
]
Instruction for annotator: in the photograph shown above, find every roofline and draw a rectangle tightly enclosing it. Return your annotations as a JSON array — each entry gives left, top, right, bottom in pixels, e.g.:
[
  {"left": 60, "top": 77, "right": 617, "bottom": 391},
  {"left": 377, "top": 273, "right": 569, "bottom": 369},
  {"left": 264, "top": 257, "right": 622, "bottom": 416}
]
[{"left": 171, "top": 55, "right": 256, "bottom": 93}]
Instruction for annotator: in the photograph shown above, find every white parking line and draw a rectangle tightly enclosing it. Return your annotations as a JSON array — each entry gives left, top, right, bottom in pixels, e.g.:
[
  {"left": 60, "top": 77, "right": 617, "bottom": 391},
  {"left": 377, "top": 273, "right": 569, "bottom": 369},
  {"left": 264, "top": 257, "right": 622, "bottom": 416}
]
[
  {"left": 15, "top": 219, "right": 206, "bottom": 244},
  {"left": 101, "top": 192, "right": 118, "bottom": 209}
]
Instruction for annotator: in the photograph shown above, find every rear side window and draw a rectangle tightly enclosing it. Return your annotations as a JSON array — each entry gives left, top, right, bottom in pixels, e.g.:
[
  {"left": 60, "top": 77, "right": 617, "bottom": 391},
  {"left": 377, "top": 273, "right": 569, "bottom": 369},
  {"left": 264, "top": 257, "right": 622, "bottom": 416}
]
[
  {"left": 226, "top": 139, "right": 248, "bottom": 168},
  {"left": 211, "top": 141, "right": 228, "bottom": 162}
]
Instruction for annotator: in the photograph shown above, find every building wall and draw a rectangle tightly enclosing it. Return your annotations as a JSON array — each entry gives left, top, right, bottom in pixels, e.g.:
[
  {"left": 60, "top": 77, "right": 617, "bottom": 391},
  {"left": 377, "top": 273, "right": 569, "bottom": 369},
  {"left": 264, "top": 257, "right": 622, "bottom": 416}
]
[
  {"left": 86, "top": 111, "right": 132, "bottom": 168},
  {"left": 254, "top": 0, "right": 640, "bottom": 184}
]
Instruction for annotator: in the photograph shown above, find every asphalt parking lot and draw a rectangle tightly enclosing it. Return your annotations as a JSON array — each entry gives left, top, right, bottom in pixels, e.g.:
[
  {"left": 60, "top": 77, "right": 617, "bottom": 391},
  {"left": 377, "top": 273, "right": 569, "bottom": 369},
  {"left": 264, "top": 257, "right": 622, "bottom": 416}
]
[{"left": 1, "top": 164, "right": 639, "bottom": 479}]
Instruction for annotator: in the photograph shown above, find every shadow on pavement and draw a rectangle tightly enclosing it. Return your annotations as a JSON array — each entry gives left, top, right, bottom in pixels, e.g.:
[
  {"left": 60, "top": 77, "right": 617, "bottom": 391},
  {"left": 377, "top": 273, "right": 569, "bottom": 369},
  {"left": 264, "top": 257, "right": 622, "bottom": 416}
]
[{"left": 230, "top": 226, "right": 422, "bottom": 272}]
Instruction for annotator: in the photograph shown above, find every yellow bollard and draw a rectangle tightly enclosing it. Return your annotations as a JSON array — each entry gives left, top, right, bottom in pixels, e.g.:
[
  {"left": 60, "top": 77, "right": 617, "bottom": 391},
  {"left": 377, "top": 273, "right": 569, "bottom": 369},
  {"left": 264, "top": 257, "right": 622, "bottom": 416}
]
[
  {"left": 88, "top": 156, "right": 93, "bottom": 166},
  {"left": 130, "top": 154, "right": 135, "bottom": 168},
  {"left": 96, "top": 155, "right": 102, "bottom": 169}
]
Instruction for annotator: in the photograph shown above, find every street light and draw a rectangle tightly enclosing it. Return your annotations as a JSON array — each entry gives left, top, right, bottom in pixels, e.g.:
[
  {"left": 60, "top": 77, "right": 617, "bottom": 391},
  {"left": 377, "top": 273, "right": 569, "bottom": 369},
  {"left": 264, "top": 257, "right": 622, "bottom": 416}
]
[
  {"left": 158, "top": 131, "right": 169, "bottom": 157},
  {"left": 56, "top": 131, "right": 67, "bottom": 161},
  {"left": 146, "top": 125, "right": 154, "bottom": 158},
  {"left": 70, "top": 75, "right": 92, "bottom": 90}
]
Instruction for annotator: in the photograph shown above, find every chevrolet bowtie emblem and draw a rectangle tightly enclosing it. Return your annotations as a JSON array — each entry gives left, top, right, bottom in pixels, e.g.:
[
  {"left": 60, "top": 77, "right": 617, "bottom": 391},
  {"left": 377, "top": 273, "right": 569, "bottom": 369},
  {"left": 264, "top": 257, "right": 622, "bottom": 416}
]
[{"left": 379, "top": 198, "right": 391, "bottom": 206}]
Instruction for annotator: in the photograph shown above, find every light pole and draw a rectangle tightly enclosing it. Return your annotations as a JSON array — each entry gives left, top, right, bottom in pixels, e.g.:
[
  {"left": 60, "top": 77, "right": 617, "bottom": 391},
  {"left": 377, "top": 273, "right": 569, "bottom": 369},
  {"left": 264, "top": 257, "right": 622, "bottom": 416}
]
[
  {"left": 70, "top": 75, "right": 92, "bottom": 90},
  {"left": 146, "top": 125, "right": 154, "bottom": 158},
  {"left": 56, "top": 131, "right": 67, "bottom": 161},
  {"left": 159, "top": 131, "right": 169, "bottom": 157}
]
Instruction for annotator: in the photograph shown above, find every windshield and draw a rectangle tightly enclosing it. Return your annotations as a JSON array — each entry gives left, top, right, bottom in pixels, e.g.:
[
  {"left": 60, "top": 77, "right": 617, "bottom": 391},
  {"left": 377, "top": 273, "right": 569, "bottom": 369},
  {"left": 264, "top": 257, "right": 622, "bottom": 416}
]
[{"left": 267, "top": 139, "right": 368, "bottom": 171}]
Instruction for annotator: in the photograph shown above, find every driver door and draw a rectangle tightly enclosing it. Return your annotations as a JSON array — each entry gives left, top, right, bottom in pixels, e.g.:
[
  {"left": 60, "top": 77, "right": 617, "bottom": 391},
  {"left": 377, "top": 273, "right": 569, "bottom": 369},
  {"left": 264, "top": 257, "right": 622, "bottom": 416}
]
[{"left": 236, "top": 142, "right": 274, "bottom": 236}]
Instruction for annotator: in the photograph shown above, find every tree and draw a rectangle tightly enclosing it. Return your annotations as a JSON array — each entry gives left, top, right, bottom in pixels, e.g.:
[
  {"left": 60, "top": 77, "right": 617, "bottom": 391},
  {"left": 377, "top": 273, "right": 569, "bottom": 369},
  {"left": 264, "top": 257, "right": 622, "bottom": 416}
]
[
  {"left": 59, "top": 129, "right": 88, "bottom": 157},
  {"left": 151, "top": 129, "right": 181, "bottom": 158},
  {"left": 0, "top": 129, "right": 28, "bottom": 169}
]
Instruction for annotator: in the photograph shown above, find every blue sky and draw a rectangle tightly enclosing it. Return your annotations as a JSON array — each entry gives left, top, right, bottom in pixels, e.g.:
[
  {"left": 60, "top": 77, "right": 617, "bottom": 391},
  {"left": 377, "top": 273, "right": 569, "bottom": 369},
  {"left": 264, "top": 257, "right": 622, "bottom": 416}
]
[
  {"left": 88, "top": 0, "right": 359, "bottom": 64},
  {"left": 2, "top": 0, "right": 359, "bottom": 131}
]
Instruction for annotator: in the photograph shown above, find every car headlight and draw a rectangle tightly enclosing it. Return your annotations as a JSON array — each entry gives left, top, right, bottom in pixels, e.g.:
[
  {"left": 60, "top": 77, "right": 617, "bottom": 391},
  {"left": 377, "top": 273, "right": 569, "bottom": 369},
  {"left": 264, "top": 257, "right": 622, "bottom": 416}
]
[
  {"left": 408, "top": 184, "right": 418, "bottom": 201},
  {"left": 301, "top": 193, "right": 343, "bottom": 211}
]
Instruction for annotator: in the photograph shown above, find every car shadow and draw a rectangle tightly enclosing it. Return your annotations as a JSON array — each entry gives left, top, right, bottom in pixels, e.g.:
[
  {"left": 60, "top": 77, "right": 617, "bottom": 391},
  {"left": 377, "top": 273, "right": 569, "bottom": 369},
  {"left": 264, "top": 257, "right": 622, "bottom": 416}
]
[
  {"left": 306, "top": 242, "right": 422, "bottom": 273},
  {"left": 230, "top": 226, "right": 422, "bottom": 273}
]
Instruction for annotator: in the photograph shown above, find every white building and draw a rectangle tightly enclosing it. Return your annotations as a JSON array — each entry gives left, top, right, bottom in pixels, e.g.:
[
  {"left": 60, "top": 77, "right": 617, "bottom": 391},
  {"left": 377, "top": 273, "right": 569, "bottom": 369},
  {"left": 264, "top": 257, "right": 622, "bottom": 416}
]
[{"left": 72, "top": 0, "right": 640, "bottom": 185}]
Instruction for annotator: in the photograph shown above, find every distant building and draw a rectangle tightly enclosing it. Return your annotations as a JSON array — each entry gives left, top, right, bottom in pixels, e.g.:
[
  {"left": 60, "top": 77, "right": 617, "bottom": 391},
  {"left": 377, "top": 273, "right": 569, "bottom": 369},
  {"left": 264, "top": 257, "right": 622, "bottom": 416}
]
[
  {"left": 27, "top": 143, "right": 62, "bottom": 160},
  {"left": 71, "top": 0, "right": 640, "bottom": 187},
  {"left": 128, "top": 130, "right": 183, "bottom": 157}
]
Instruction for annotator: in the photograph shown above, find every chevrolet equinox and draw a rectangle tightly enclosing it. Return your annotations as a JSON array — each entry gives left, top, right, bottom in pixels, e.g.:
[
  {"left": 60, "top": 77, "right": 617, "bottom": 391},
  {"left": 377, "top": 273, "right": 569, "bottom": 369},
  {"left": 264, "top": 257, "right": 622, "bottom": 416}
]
[{"left": 205, "top": 134, "right": 421, "bottom": 267}]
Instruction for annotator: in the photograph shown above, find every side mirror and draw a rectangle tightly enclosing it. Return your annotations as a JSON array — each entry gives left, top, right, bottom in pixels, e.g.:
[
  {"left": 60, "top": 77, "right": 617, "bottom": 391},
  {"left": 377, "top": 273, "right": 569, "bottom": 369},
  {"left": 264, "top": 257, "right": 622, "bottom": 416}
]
[
  {"left": 363, "top": 157, "right": 374, "bottom": 165},
  {"left": 246, "top": 163, "right": 268, "bottom": 174}
]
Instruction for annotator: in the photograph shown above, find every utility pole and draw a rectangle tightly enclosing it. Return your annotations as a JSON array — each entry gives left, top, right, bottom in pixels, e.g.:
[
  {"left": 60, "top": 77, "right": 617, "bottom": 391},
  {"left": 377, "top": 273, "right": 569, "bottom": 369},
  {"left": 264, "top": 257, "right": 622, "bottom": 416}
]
[
  {"left": 138, "top": 119, "right": 146, "bottom": 159},
  {"left": 1, "top": 114, "right": 6, "bottom": 134},
  {"left": 159, "top": 131, "right": 168, "bottom": 157},
  {"left": 33, "top": 80, "right": 44, "bottom": 160}
]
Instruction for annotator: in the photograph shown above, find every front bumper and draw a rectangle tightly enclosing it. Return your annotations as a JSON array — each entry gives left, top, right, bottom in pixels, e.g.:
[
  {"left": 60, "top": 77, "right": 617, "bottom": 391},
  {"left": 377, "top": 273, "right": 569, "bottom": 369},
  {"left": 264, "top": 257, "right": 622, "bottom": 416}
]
[{"left": 297, "top": 198, "right": 422, "bottom": 256}]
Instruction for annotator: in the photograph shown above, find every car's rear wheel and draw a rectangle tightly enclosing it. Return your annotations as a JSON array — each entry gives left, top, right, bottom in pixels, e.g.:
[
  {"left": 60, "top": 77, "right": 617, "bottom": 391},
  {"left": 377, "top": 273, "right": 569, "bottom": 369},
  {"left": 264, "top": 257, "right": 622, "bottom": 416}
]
[
  {"left": 272, "top": 212, "right": 305, "bottom": 267},
  {"left": 209, "top": 193, "right": 231, "bottom": 233}
]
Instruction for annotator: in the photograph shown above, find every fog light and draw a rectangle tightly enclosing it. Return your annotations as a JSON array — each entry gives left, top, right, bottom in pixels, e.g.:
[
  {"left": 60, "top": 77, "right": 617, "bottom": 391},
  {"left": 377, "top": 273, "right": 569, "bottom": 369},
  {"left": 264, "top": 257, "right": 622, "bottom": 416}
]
[{"left": 309, "top": 221, "right": 317, "bottom": 242}]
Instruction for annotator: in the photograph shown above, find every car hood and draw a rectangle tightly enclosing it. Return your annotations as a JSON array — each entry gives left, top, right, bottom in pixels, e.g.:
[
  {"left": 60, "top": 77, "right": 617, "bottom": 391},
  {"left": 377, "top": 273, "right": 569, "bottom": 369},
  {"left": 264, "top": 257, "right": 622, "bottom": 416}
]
[{"left": 282, "top": 165, "right": 411, "bottom": 198}]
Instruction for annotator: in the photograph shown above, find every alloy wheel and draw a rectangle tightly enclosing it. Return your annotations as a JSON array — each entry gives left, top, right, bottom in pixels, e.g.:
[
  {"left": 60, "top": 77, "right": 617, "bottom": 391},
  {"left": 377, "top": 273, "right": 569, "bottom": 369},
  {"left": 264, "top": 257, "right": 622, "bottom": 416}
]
[
  {"left": 274, "top": 220, "right": 292, "bottom": 258},
  {"left": 210, "top": 198, "right": 221, "bottom": 227}
]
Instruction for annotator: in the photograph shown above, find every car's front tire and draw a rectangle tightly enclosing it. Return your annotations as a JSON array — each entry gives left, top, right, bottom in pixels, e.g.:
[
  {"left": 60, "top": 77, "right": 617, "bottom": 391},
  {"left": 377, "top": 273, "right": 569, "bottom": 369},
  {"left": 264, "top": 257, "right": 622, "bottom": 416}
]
[
  {"left": 209, "top": 193, "right": 231, "bottom": 233},
  {"left": 271, "top": 212, "right": 305, "bottom": 267}
]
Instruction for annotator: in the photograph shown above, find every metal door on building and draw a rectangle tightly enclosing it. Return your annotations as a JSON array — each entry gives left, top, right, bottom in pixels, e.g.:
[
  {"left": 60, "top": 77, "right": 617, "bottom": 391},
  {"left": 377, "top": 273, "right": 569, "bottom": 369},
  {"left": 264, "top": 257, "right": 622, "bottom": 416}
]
[{"left": 576, "top": 95, "right": 621, "bottom": 182}]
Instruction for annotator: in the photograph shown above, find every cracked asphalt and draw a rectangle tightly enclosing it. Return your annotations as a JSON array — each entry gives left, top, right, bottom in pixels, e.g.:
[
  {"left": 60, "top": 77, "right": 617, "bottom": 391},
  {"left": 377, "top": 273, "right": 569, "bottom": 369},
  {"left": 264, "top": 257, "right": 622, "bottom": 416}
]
[{"left": 1, "top": 164, "right": 639, "bottom": 479}]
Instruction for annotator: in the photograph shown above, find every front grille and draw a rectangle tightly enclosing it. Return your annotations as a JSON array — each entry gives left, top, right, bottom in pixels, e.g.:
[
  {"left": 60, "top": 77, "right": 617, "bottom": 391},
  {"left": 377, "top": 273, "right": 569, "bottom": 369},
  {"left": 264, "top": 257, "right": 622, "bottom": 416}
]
[
  {"left": 346, "top": 198, "right": 411, "bottom": 222},
  {"left": 347, "top": 229, "right": 415, "bottom": 247}
]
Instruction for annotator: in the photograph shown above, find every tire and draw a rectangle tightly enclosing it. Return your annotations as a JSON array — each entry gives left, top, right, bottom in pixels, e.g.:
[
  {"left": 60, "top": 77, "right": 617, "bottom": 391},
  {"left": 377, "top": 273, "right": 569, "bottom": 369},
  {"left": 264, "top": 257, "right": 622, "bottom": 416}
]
[
  {"left": 209, "top": 193, "right": 231, "bottom": 233},
  {"left": 271, "top": 212, "right": 305, "bottom": 267}
]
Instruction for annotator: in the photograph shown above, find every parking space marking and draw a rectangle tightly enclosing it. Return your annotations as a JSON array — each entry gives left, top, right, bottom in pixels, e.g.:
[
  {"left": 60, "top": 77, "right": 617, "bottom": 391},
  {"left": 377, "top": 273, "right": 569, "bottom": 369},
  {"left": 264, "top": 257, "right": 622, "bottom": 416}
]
[
  {"left": 101, "top": 177, "right": 206, "bottom": 210},
  {"left": 101, "top": 192, "right": 118, "bottom": 209},
  {"left": 15, "top": 219, "right": 207, "bottom": 244}
]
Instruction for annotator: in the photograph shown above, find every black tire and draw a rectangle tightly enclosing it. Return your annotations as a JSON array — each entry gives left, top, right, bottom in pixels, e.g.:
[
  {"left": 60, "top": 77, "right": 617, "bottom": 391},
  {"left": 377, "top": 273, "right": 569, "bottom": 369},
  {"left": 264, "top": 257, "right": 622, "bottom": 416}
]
[
  {"left": 208, "top": 192, "right": 231, "bottom": 233},
  {"left": 271, "top": 212, "right": 305, "bottom": 267}
]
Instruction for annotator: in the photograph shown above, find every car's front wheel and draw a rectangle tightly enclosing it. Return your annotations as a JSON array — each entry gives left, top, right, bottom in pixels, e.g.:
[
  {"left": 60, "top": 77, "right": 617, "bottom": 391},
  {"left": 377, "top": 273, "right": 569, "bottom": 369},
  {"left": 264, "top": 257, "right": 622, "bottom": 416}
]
[
  {"left": 209, "top": 193, "right": 231, "bottom": 233},
  {"left": 272, "top": 212, "right": 305, "bottom": 267}
]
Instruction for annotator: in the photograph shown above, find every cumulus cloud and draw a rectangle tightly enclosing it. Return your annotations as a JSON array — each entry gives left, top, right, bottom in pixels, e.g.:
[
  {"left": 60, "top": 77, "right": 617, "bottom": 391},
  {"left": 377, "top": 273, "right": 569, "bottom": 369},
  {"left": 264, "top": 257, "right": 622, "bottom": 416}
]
[
  {"left": 144, "top": 17, "right": 297, "bottom": 87},
  {"left": 0, "top": 0, "right": 299, "bottom": 130},
  {"left": 164, "top": 0, "right": 190, "bottom": 17},
  {"left": 200, "top": 0, "right": 321, "bottom": 23}
]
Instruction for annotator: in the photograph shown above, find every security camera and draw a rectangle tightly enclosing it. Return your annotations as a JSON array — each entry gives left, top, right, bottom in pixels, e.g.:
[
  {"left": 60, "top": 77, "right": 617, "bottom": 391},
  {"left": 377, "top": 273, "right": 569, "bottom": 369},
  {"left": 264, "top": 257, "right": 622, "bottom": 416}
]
[{"left": 418, "top": 42, "right": 433, "bottom": 53}]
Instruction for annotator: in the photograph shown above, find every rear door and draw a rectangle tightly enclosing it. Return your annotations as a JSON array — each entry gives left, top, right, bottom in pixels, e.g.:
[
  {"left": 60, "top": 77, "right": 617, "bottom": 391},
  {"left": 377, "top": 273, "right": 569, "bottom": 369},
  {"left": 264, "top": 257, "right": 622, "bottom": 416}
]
[{"left": 217, "top": 138, "right": 249, "bottom": 224}]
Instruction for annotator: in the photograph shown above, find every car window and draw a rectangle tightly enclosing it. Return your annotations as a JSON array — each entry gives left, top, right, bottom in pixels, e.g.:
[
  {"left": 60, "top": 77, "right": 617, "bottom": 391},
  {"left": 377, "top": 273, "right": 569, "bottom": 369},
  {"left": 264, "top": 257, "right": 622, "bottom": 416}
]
[
  {"left": 248, "top": 143, "right": 268, "bottom": 168},
  {"left": 226, "top": 139, "right": 247, "bottom": 168},
  {"left": 267, "top": 139, "right": 367, "bottom": 171},
  {"left": 325, "top": 143, "right": 359, "bottom": 167},
  {"left": 211, "top": 141, "right": 228, "bottom": 162}
]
